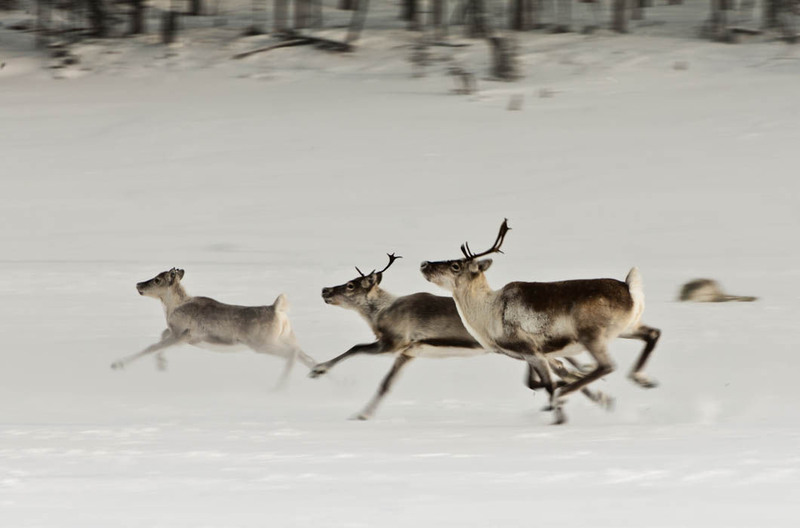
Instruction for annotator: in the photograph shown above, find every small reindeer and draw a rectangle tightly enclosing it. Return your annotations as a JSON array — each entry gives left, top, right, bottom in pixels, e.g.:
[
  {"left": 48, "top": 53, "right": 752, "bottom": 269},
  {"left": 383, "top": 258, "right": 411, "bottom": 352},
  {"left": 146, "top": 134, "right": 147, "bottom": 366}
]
[
  {"left": 420, "top": 220, "right": 661, "bottom": 424},
  {"left": 111, "top": 268, "right": 315, "bottom": 388},
  {"left": 312, "top": 254, "right": 610, "bottom": 420},
  {"left": 678, "top": 279, "right": 757, "bottom": 302}
]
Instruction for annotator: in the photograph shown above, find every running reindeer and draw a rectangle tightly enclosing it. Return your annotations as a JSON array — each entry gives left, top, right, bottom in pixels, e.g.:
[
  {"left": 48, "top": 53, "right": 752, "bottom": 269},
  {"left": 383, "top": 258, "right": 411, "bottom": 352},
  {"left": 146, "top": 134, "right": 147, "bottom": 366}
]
[
  {"left": 420, "top": 220, "right": 661, "bottom": 424},
  {"left": 111, "top": 268, "right": 315, "bottom": 388},
  {"left": 312, "top": 253, "right": 611, "bottom": 420}
]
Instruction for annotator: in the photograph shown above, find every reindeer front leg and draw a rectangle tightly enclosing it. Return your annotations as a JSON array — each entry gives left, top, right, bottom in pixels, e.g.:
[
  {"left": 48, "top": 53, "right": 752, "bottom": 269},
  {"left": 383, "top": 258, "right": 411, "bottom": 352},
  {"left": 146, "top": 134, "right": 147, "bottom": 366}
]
[
  {"left": 111, "top": 331, "right": 184, "bottom": 370},
  {"left": 309, "top": 341, "right": 388, "bottom": 378}
]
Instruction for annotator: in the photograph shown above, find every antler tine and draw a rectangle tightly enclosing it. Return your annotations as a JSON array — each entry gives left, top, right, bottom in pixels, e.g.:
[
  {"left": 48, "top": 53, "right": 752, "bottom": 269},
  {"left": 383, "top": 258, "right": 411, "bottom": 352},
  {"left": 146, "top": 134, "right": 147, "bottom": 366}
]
[
  {"left": 462, "top": 219, "right": 511, "bottom": 260},
  {"left": 460, "top": 242, "right": 474, "bottom": 259},
  {"left": 378, "top": 252, "right": 402, "bottom": 274},
  {"left": 355, "top": 266, "right": 366, "bottom": 277}
]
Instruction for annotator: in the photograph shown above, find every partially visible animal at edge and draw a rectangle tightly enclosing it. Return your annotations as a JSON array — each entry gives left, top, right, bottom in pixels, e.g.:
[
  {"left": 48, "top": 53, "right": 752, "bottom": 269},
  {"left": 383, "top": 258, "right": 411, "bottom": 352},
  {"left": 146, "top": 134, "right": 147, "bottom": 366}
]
[
  {"left": 110, "top": 268, "right": 315, "bottom": 388},
  {"left": 312, "top": 254, "right": 611, "bottom": 420},
  {"left": 679, "top": 279, "right": 757, "bottom": 302},
  {"left": 420, "top": 219, "right": 661, "bottom": 425}
]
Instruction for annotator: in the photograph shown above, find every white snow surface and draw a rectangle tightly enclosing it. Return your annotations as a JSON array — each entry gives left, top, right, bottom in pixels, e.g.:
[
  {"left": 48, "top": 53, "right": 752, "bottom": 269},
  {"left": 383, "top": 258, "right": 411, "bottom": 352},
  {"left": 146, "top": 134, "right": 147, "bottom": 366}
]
[{"left": 2, "top": 4, "right": 800, "bottom": 526}]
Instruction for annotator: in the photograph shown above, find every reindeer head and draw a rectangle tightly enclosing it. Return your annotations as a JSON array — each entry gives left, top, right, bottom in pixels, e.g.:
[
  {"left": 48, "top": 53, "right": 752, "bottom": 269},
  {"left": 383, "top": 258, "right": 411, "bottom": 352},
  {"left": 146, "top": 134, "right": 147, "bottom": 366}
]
[
  {"left": 420, "top": 219, "right": 510, "bottom": 293},
  {"left": 321, "top": 253, "right": 401, "bottom": 308},
  {"left": 136, "top": 268, "right": 185, "bottom": 298}
]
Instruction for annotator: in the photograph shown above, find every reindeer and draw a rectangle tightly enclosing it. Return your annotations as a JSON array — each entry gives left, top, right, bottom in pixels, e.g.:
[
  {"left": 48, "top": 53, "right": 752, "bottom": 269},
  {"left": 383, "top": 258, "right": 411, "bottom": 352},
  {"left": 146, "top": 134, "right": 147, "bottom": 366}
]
[
  {"left": 312, "top": 254, "right": 611, "bottom": 420},
  {"left": 678, "top": 279, "right": 757, "bottom": 302},
  {"left": 111, "top": 268, "right": 315, "bottom": 388},
  {"left": 420, "top": 220, "right": 661, "bottom": 424}
]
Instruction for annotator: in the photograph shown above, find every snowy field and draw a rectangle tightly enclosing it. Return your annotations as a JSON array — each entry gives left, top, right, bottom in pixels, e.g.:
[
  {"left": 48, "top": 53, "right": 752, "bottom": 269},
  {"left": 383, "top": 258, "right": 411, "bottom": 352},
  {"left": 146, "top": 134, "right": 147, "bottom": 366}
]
[{"left": 2, "top": 3, "right": 800, "bottom": 526}]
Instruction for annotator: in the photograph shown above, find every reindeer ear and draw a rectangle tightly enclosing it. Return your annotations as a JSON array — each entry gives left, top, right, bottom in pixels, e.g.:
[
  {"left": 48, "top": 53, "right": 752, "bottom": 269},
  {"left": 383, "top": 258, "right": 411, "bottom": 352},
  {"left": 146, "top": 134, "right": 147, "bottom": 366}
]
[
  {"left": 176, "top": 269, "right": 185, "bottom": 279},
  {"left": 373, "top": 272, "right": 383, "bottom": 286},
  {"left": 469, "top": 259, "right": 493, "bottom": 273}
]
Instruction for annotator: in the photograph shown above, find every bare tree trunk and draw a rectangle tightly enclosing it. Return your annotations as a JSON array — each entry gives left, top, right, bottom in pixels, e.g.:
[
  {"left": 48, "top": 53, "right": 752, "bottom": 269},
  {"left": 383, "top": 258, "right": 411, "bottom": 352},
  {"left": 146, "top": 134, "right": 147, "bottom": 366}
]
[
  {"left": 612, "top": 0, "right": 627, "bottom": 32},
  {"left": 763, "top": 0, "right": 780, "bottom": 28},
  {"left": 346, "top": 0, "right": 369, "bottom": 43},
  {"left": 188, "top": 0, "right": 202, "bottom": 16},
  {"left": 631, "top": 0, "right": 643, "bottom": 20},
  {"left": 525, "top": 0, "right": 537, "bottom": 28},
  {"left": 552, "top": 0, "right": 571, "bottom": 32},
  {"left": 402, "top": 0, "right": 420, "bottom": 29},
  {"left": 274, "top": 0, "right": 289, "bottom": 33},
  {"left": 432, "top": 0, "right": 447, "bottom": 38},
  {"left": 709, "top": 0, "right": 731, "bottom": 41},
  {"left": 465, "top": 0, "right": 489, "bottom": 37},
  {"left": 312, "top": 0, "right": 323, "bottom": 28},
  {"left": 162, "top": 10, "right": 179, "bottom": 43},
  {"left": 245, "top": 0, "right": 266, "bottom": 34},
  {"left": 130, "top": 0, "right": 147, "bottom": 34},
  {"left": 295, "top": 0, "right": 310, "bottom": 28},
  {"left": 36, "top": 0, "right": 52, "bottom": 48},
  {"left": 0, "top": 0, "right": 18, "bottom": 9},
  {"left": 87, "top": 0, "right": 109, "bottom": 37},
  {"left": 488, "top": 35, "right": 520, "bottom": 80},
  {"left": 511, "top": 0, "right": 525, "bottom": 30},
  {"left": 340, "top": 0, "right": 356, "bottom": 8}
]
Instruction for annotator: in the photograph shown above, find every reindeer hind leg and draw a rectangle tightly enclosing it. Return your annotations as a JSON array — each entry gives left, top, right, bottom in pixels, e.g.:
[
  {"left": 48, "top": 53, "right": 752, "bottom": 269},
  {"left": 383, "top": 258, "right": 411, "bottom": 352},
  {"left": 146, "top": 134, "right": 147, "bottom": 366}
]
[
  {"left": 353, "top": 351, "right": 415, "bottom": 421},
  {"left": 620, "top": 324, "right": 660, "bottom": 388}
]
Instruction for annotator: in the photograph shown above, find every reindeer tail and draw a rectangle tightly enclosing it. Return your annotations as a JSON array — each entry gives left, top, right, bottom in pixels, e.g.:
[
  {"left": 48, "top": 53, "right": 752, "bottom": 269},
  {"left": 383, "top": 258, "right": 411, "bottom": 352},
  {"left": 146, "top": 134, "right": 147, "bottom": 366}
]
[
  {"left": 625, "top": 267, "right": 646, "bottom": 330},
  {"left": 274, "top": 293, "right": 290, "bottom": 313}
]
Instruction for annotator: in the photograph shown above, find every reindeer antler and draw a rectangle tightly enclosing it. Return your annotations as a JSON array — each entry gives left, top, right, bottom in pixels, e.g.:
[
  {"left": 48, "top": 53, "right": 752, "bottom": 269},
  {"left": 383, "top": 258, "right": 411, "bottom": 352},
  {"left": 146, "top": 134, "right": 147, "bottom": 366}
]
[
  {"left": 460, "top": 219, "right": 511, "bottom": 260},
  {"left": 378, "top": 253, "right": 402, "bottom": 274},
  {"left": 355, "top": 253, "right": 402, "bottom": 277}
]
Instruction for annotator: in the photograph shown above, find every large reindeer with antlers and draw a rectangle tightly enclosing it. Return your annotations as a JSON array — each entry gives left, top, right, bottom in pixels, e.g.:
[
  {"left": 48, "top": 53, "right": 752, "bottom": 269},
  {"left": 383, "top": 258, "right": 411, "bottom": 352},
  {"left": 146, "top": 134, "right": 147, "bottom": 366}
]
[
  {"left": 312, "top": 253, "right": 611, "bottom": 420},
  {"left": 420, "top": 220, "right": 661, "bottom": 424}
]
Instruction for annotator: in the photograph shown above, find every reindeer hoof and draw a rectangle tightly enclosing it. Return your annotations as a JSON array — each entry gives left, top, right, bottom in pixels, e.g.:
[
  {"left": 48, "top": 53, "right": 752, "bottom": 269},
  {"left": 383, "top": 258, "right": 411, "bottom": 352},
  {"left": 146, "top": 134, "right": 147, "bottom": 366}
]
[
  {"left": 110, "top": 362, "right": 123, "bottom": 370},
  {"left": 630, "top": 373, "right": 658, "bottom": 389},
  {"left": 349, "top": 413, "right": 370, "bottom": 421},
  {"left": 597, "top": 392, "right": 615, "bottom": 411},
  {"left": 552, "top": 408, "right": 567, "bottom": 425},
  {"left": 309, "top": 365, "right": 328, "bottom": 379}
]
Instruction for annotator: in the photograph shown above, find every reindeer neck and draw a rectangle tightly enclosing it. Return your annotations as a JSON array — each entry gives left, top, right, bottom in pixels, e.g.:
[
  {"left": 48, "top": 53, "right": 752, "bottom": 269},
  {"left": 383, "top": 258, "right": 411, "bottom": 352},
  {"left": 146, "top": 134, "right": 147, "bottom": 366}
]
[
  {"left": 160, "top": 284, "right": 190, "bottom": 316},
  {"left": 358, "top": 288, "right": 397, "bottom": 331},
  {"left": 452, "top": 274, "right": 496, "bottom": 327}
]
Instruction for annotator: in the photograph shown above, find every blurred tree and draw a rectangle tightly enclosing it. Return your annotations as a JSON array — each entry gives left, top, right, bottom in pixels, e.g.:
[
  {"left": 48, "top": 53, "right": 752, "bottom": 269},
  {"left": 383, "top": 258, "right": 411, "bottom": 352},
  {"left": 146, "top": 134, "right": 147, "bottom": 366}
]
[
  {"left": 612, "top": 0, "right": 628, "bottom": 32},
  {"left": 347, "top": 0, "right": 369, "bottom": 43},
  {"left": 188, "top": 0, "right": 202, "bottom": 16},
  {"left": 87, "top": 0, "right": 109, "bottom": 36},
  {"left": 510, "top": 0, "right": 531, "bottom": 30},
  {"left": 402, "top": 0, "right": 420, "bottom": 30},
  {"left": 432, "top": 0, "right": 447, "bottom": 38},
  {"left": 464, "top": 0, "right": 489, "bottom": 37},
  {"left": 274, "top": 0, "right": 288, "bottom": 33},
  {"left": 162, "top": 9, "right": 179, "bottom": 43},
  {"left": 295, "top": 0, "right": 310, "bottom": 28},
  {"left": 130, "top": 0, "right": 147, "bottom": 34}
]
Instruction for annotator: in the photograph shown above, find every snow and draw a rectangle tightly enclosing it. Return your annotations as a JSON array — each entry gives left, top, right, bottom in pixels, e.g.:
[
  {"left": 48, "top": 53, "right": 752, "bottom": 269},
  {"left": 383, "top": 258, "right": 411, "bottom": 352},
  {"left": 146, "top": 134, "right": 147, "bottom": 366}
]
[{"left": 2, "top": 2, "right": 800, "bottom": 526}]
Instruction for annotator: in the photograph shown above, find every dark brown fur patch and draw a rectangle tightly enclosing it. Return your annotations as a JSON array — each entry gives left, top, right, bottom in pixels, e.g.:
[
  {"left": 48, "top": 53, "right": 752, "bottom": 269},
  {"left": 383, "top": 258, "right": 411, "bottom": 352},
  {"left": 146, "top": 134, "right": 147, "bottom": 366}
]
[
  {"left": 502, "top": 279, "right": 633, "bottom": 315},
  {"left": 497, "top": 336, "right": 575, "bottom": 355}
]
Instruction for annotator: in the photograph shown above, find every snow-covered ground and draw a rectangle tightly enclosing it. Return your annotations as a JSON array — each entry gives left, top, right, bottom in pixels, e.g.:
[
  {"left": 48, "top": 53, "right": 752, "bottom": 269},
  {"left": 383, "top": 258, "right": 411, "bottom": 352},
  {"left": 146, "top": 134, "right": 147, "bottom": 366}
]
[{"left": 2, "top": 3, "right": 800, "bottom": 526}]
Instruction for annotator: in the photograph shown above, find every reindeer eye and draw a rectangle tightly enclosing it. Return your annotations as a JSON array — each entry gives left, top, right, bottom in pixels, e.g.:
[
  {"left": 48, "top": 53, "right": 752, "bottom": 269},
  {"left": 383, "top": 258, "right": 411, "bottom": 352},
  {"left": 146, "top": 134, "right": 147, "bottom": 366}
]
[
  {"left": 451, "top": 263, "right": 461, "bottom": 272},
  {"left": 346, "top": 283, "right": 355, "bottom": 291},
  {"left": 154, "top": 278, "right": 162, "bottom": 285}
]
